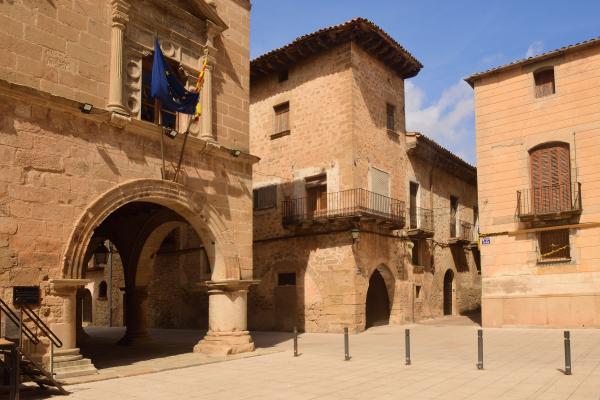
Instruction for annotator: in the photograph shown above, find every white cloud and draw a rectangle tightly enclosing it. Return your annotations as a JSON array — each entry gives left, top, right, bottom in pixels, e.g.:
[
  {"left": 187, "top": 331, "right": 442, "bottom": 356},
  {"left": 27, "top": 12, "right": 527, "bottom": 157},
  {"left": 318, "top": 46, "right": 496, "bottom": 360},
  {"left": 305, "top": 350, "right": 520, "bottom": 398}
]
[
  {"left": 405, "top": 80, "right": 476, "bottom": 164},
  {"left": 526, "top": 41, "right": 544, "bottom": 58}
]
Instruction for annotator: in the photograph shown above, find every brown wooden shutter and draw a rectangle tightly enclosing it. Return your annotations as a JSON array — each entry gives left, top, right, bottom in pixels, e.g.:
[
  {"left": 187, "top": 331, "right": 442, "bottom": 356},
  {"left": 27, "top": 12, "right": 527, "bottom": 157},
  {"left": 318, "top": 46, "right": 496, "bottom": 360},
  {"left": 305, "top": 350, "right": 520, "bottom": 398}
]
[
  {"left": 539, "top": 229, "right": 570, "bottom": 260},
  {"left": 274, "top": 102, "right": 289, "bottom": 133},
  {"left": 530, "top": 143, "right": 571, "bottom": 213},
  {"left": 534, "top": 69, "right": 555, "bottom": 98}
]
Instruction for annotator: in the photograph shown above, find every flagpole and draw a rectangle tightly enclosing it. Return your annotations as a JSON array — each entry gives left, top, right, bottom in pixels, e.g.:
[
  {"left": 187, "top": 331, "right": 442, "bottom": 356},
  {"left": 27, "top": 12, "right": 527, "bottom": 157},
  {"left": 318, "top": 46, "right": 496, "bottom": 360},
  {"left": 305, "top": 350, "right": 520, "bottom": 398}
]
[
  {"left": 157, "top": 99, "right": 166, "bottom": 180},
  {"left": 172, "top": 128, "right": 189, "bottom": 183}
]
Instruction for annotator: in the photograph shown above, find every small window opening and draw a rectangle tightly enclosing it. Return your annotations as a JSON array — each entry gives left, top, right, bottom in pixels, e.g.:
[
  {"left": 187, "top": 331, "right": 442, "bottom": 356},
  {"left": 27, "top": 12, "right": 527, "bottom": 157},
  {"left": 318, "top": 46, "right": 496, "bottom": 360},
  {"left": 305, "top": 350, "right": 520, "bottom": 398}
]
[
  {"left": 534, "top": 68, "right": 555, "bottom": 98},
  {"left": 386, "top": 103, "right": 396, "bottom": 131},
  {"left": 278, "top": 272, "right": 296, "bottom": 286},
  {"left": 98, "top": 281, "right": 108, "bottom": 299},
  {"left": 539, "top": 229, "right": 570, "bottom": 261},
  {"left": 415, "top": 285, "right": 422, "bottom": 299},
  {"left": 411, "top": 239, "right": 420, "bottom": 265},
  {"left": 278, "top": 69, "right": 288, "bottom": 82}
]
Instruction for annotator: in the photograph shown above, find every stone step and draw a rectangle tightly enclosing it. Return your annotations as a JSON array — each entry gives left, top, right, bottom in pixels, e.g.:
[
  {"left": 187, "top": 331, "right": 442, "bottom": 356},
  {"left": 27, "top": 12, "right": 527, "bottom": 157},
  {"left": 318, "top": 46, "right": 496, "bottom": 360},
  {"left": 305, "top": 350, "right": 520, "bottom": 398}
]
[
  {"left": 54, "top": 365, "right": 98, "bottom": 379},
  {"left": 53, "top": 348, "right": 82, "bottom": 357},
  {"left": 54, "top": 359, "right": 92, "bottom": 368},
  {"left": 53, "top": 354, "right": 83, "bottom": 363}
]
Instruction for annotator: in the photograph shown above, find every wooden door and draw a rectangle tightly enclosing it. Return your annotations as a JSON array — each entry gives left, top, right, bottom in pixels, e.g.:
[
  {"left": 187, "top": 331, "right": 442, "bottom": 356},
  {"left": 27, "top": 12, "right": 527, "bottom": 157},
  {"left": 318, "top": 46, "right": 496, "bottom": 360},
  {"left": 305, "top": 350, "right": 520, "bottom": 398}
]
[{"left": 443, "top": 270, "right": 454, "bottom": 316}]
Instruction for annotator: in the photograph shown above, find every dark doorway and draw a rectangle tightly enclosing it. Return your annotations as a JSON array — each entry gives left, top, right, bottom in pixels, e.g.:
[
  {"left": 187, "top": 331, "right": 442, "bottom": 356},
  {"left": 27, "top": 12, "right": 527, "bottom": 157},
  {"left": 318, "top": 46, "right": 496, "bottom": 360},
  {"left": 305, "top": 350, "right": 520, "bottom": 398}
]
[
  {"left": 365, "top": 270, "right": 390, "bottom": 328},
  {"left": 443, "top": 269, "right": 454, "bottom": 316}
]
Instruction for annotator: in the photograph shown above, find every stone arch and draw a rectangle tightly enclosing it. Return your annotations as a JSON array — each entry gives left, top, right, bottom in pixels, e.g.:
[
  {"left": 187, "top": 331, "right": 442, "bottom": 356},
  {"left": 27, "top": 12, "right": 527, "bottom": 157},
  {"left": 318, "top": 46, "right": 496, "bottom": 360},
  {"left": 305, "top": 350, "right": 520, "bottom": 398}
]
[
  {"left": 365, "top": 264, "right": 395, "bottom": 329},
  {"left": 62, "top": 179, "right": 233, "bottom": 281}
]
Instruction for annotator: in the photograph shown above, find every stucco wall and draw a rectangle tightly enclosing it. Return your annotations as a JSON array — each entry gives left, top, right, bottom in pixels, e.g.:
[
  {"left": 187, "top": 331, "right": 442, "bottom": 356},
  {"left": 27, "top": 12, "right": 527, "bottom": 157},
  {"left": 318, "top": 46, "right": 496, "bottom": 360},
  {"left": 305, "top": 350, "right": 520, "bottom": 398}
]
[{"left": 473, "top": 42, "right": 600, "bottom": 327}]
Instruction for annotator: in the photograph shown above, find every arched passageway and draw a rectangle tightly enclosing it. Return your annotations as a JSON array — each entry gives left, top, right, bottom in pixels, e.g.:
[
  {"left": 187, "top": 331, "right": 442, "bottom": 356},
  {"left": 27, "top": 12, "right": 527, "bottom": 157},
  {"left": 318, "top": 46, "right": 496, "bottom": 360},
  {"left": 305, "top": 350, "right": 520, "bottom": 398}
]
[
  {"left": 365, "top": 269, "right": 391, "bottom": 329},
  {"left": 443, "top": 269, "right": 454, "bottom": 316}
]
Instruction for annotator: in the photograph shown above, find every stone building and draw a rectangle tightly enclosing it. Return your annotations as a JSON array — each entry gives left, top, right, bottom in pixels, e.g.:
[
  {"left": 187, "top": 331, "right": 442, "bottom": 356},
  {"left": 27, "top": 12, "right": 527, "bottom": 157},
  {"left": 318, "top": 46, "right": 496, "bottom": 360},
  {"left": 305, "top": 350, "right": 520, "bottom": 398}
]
[
  {"left": 0, "top": 0, "right": 255, "bottom": 377},
  {"left": 249, "top": 19, "right": 481, "bottom": 333},
  {"left": 467, "top": 36, "right": 600, "bottom": 328}
]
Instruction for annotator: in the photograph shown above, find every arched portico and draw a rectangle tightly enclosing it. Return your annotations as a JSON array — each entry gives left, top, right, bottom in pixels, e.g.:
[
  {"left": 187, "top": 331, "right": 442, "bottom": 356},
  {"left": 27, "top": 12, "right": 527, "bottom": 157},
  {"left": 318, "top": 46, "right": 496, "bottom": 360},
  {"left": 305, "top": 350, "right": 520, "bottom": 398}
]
[{"left": 51, "top": 179, "right": 255, "bottom": 360}]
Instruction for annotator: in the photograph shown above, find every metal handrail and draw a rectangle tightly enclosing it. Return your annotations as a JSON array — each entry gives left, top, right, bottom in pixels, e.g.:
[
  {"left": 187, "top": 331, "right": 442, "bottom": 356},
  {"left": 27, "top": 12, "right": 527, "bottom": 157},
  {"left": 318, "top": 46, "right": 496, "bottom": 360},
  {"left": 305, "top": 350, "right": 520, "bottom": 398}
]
[
  {"left": 517, "top": 182, "right": 582, "bottom": 217},
  {"left": 450, "top": 219, "right": 473, "bottom": 241},
  {"left": 21, "top": 305, "right": 63, "bottom": 348},
  {"left": 408, "top": 207, "right": 434, "bottom": 231},
  {"left": 282, "top": 188, "right": 405, "bottom": 226},
  {"left": 0, "top": 298, "right": 39, "bottom": 345}
]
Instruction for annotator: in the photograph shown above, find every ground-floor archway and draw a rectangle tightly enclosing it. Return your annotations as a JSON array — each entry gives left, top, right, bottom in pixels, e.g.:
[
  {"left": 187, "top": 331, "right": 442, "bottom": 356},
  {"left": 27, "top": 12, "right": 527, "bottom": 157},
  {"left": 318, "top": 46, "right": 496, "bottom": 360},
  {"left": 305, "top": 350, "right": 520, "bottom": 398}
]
[
  {"left": 443, "top": 269, "right": 454, "bottom": 316},
  {"left": 365, "top": 269, "right": 391, "bottom": 328}
]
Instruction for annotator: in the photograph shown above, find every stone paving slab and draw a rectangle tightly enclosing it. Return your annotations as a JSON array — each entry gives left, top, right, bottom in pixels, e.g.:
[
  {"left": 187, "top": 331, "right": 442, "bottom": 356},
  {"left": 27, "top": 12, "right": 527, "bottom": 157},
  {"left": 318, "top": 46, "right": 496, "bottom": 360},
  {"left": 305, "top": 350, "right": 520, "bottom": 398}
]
[{"left": 29, "top": 322, "right": 600, "bottom": 399}]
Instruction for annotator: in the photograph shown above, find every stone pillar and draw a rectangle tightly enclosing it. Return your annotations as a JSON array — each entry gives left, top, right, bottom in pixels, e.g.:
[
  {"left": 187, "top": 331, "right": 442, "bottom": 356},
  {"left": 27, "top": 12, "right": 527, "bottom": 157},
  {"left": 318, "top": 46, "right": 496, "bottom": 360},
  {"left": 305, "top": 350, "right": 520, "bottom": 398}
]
[
  {"left": 199, "top": 20, "right": 222, "bottom": 142},
  {"left": 49, "top": 279, "right": 90, "bottom": 353},
  {"left": 107, "top": 0, "right": 130, "bottom": 115},
  {"left": 118, "top": 286, "right": 150, "bottom": 345},
  {"left": 194, "top": 280, "right": 256, "bottom": 356}
]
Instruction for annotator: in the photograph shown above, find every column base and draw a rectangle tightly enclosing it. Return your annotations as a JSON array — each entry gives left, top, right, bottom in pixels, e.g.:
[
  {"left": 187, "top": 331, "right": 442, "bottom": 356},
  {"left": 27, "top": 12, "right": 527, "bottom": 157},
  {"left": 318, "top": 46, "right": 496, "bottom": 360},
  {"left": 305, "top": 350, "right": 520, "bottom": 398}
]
[{"left": 193, "top": 330, "right": 254, "bottom": 356}]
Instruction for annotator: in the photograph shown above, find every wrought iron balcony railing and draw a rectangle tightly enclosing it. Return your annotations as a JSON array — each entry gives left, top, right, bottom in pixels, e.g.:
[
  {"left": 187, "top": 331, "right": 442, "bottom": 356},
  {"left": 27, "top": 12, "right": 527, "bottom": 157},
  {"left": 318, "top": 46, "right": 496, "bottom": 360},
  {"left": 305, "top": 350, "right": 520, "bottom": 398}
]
[
  {"left": 517, "top": 183, "right": 582, "bottom": 220},
  {"left": 282, "top": 188, "right": 405, "bottom": 228},
  {"left": 408, "top": 207, "right": 434, "bottom": 232},
  {"left": 449, "top": 219, "right": 473, "bottom": 243}
]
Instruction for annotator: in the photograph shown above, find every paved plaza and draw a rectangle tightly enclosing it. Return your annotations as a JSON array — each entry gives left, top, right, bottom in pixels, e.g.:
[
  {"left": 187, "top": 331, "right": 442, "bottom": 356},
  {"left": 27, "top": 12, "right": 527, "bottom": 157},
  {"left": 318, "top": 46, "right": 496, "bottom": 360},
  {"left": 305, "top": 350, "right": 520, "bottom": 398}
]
[{"left": 27, "top": 318, "right": 599, "bottom": 400}]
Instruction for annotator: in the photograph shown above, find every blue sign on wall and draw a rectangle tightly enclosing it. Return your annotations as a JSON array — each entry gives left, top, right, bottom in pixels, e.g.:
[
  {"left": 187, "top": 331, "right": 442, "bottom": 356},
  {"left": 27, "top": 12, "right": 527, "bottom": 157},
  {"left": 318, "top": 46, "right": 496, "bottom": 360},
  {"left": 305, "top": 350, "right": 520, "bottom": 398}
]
[{"left": 481, "top": 237, "right": 491, "bottom": 245}]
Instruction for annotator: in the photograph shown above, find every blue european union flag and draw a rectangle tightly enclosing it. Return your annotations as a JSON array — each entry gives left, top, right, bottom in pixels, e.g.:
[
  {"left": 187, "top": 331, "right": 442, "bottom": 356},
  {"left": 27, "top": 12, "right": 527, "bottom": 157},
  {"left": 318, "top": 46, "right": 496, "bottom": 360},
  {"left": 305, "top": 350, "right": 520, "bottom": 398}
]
[{"left": 151, "top": 39, "right": 199, "bottom": 115}]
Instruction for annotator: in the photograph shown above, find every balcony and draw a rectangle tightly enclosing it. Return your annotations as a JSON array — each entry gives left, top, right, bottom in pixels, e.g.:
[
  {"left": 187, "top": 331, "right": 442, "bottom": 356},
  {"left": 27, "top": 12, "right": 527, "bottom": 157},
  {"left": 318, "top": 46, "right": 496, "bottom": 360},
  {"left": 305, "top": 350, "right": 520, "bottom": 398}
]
[
  {"left": 282, "top": 188, "right": 405, "bottom": 229},
  {"left": 448, "top": 219, "right": 473, "bottom": 245},
  {"left": 407, "top": 207, "right": 434, "bottom": 238},
  {"left": 517, "top": 183, "right": 582, "bottom": 223}
]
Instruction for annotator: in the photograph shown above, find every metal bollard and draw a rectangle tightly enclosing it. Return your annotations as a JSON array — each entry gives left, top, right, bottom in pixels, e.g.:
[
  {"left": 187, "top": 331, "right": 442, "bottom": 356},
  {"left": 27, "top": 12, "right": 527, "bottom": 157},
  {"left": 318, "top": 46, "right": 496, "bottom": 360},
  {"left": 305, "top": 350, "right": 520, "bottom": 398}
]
[
  {"left": 405, "top": 329, "right": 411, "bottom": 365},
  {"left": 344, "top": 327, "right": 351, "bottom": 361},
  {"left": 564, "top": 331, "right": 572, "bottom": 375},
  {"left": 477, "top": 329, "right": 484, "bottom": 370},
  {"left": 293, "top": 326, "right": 299, "bottom": 357}
]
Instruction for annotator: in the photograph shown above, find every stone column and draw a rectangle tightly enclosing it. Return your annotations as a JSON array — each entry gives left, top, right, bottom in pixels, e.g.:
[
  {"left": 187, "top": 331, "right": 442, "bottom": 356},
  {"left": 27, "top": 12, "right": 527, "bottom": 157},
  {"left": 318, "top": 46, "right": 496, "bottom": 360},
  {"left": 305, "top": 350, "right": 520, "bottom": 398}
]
[
  {"left": 49, "top": 279, "right": 90, "bottom": 353},
  {"left": 107, "top": 0, "right": 130, "bottom": 115},
  {"left": 199, "top": 20, "right": 222, "bottom": 142},
  {"left": 194, "top": 280, "right": 256, "bottom": 356},
  {"left": 118, "top": 286, "right": 150, "bottom": 345}
]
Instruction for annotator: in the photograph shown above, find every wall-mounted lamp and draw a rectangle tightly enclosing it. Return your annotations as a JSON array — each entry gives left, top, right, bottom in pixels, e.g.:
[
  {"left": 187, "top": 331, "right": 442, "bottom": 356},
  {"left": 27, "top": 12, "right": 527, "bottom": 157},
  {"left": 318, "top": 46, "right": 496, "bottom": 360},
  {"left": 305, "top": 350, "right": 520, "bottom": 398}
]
[
  {"left": 80, "top": 103, "right": 93, "bottom": 114},
  {"left": 163, "top": 127, "right": 178, "bottom": 139},
  {"left": 230, "top": 149, "right": 241, "bottom": 157},
  {"left": 93, "top": 242, "right": 109, "bottom": 266}
]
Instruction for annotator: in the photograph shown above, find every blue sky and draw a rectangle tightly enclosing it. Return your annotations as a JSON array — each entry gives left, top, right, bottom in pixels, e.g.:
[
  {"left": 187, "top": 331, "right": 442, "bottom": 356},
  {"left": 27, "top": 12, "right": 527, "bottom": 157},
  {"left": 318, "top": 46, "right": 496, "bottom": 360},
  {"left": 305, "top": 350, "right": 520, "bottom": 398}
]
[{"left": 250, "top": 1, "right": 600, "bottom": 165}]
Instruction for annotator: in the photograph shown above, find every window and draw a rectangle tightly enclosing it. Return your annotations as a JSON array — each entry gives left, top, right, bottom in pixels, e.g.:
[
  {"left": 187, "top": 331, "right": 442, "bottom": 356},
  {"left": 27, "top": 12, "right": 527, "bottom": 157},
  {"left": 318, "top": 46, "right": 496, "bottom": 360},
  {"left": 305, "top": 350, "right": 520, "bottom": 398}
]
[
  {"left": 277, "top": 272, "right": 296, "bottom": 286},
  {"left": 370, "top": 167, "right": 390, "bottom": 197},
  {"left": 141, "top": 54, "right": 181, "bottom": 129},
  {"left": 274, "top": 102, "right": 290, "bottom": 134},
  {"left": 305, "top": 174, "right": 327, "bottom": 215},
  {"left": 409, "top": 182, "right": 419, "bottom": 229},
  {"left": 534, "top": 68, "right": 555, "bottom": 98},
  {"left": 415, "top": 285, "right": 422, "bottom": 299},
  {"left": 278, "top": 70, "right": 288, "bottom": 82},
  {"left": 98, "top": 281, "right": 107, "bottom": 299},
  {"left": 411, "top": 239, "right": 420, "bottom": 265},
  {"left": 450, "top": 196, "right": 458, "bottom": 237},
  {"left": 529, "top": 143, "right": 571, "bottom": 214},
  {"left": 539, "top": 229, "right": 570, "bottom": 261},
  {"left": 253, "top": 185, "right": 277, "bottom": 210},
  {"left": 386, "top": 103, "right": 396, "bottom": 131}
]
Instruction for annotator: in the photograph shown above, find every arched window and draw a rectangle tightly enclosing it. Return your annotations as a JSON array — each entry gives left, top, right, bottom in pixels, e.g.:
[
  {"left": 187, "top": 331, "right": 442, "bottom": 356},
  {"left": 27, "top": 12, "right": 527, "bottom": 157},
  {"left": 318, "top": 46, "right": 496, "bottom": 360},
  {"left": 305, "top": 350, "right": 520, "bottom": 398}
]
[
  {"left": 98, "top": 281, "right": 108, "bottom": 299},
  {"left": 529, "top": 142, "right": 571, "bottom": 214},
  {"left": 534, "top": 68, "right": 555, "bottom": 98}
]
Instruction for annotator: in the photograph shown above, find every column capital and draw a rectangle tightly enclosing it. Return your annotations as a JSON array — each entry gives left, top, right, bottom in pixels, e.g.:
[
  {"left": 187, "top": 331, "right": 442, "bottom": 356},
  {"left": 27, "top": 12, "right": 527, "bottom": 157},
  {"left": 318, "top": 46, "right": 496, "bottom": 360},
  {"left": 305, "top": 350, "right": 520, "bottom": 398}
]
[
  {"left": 110, "top": 0, "right": 130, "bottom": 29},
  {"left": 49, "top": 279, "right": 91, "bottom": 295},
  {"left": 205, "top": 20, "right": 223, "bottom": 48}
]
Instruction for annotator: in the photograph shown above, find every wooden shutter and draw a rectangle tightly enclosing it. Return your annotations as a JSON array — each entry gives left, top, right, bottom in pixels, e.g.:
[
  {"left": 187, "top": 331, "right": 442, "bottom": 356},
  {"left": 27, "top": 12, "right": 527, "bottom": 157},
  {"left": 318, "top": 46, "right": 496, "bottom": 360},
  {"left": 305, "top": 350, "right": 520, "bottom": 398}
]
[
  {"left": 409, "top": 182, "right": 418, "bottom": 229},
  {"left": 534, "top": 69, "right": 555, "bottom": 98},
  {"left": 539, "top": 229, "right": 570, "bottom": 260},
  {"left": 386, "top": 103, "right": 395, "bottom": 131},
  {"left": 253, "top": 186, "right": 277, "bottom": 210},
  {"left": 371, "top": 168, "right": 390, "bottom": 197},
  {"left": 530, "top": 143, "right": 571, "bottom": 213},
  {"left": 274, "top": 102, "right": 289, "bottom": 133}
]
